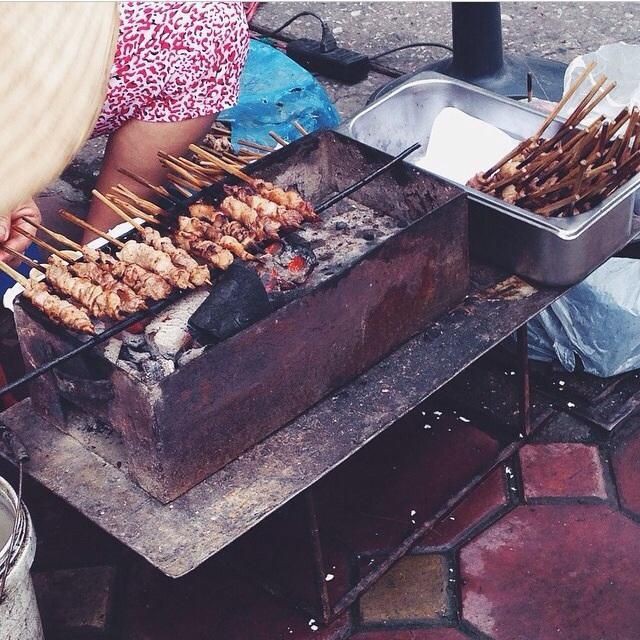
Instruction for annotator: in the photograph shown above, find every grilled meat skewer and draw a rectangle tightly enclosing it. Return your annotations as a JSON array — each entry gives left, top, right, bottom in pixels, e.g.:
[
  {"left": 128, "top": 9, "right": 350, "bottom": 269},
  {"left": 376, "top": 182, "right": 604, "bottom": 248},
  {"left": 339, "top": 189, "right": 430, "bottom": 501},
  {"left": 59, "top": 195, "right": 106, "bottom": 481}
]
[
  {"left": 81, "top": 248, "right": 174, "bottom": 302},
  {"left": 252, "top": 179, "right": 318, "bottom": 222},
  {"left": 188, "top": 204, "right": 258, "bottom": 249},
  {"left": 23, "top": 279, "right": 95, "bottom": 334},
  {"left": 118, "top": 240, "right": 193, "bottom": 289},
  {"left": 225, "top": 186, "right": 303, "bottom": 229},
  {"left": 139, "top": 227, "right": 210, "bottom": 286},
  {"left": 177, "top": 216, "right": 256, "bottom": 261},
  {"left": 220, "top": 196, "right": 281, "bottom": 240},
  {"left": 68, "top": 261, "right": 147, "bottom": 314},
  {"left": 173, "top": 232, "right": 234, "bottom": 270},
  {"left": 46, "top": 257, "right": 123, "bottom": 320}
]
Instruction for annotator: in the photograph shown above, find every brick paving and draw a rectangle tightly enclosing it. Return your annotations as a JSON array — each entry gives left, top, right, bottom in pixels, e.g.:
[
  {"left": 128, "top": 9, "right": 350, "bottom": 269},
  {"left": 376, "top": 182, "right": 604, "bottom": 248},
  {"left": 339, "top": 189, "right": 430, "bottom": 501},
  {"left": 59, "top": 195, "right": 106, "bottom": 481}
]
[{"left": 9, "top": 363, "right": 639, "bottom": 640}]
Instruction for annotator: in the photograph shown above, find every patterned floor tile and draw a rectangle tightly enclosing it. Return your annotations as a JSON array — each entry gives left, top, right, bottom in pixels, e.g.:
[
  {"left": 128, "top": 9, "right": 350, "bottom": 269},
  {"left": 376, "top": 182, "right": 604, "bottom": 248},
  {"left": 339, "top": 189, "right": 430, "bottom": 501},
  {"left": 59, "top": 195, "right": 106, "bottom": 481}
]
[
  {"left": 460, "top": 504, "right": 640, "bottom": 640},
  {"left": 358, "top": 555, "right": 449, "bottom": 625},
  {"left": 519, "top": 443, "right": 607, "bottom": 499}
]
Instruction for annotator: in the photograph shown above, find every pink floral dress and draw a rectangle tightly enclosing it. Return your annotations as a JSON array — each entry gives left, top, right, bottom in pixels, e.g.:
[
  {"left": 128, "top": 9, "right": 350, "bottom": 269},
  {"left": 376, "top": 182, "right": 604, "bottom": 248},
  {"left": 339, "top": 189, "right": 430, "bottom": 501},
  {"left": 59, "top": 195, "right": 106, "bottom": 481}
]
[{"left": 92, "top": 1, "right": 250, "bottom": 137}]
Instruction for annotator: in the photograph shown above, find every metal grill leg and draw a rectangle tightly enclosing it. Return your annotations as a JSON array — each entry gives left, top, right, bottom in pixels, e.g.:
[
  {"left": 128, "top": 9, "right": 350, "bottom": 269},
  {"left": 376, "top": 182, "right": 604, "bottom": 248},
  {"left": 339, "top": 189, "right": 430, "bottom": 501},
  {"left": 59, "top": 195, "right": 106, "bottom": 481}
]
[
  {"left": 304, "top": 489, "right": 332, "bottom": 624},
  {"left": 517, "top": 323, "right": 531, "bottom": 436}
]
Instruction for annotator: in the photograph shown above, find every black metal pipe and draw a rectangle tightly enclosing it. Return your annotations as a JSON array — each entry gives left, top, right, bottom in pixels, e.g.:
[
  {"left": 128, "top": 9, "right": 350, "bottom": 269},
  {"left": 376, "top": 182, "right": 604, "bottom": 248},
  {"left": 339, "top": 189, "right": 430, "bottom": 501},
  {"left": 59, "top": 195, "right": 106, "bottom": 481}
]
[
  {"left": 451, "top": 2, "right": 503, "bottom": 80},
  {"left": 315, "top": 142, "right": 421, "bottom": 213}
]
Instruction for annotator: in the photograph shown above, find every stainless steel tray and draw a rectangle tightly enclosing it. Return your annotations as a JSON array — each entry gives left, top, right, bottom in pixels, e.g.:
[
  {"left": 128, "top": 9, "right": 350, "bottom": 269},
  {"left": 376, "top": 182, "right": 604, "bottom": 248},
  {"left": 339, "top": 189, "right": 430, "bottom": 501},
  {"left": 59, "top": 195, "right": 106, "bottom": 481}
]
[{"left": 338, "top": 71, "right": 640, "bottom": 286}]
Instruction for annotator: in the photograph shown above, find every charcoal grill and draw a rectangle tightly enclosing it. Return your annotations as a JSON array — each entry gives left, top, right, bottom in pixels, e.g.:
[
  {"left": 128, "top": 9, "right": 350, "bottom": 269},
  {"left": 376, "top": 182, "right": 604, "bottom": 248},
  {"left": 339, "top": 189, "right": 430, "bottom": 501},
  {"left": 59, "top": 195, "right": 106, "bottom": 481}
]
[{"left": 12, "top": 131, "right": 469, "bottom": 503}]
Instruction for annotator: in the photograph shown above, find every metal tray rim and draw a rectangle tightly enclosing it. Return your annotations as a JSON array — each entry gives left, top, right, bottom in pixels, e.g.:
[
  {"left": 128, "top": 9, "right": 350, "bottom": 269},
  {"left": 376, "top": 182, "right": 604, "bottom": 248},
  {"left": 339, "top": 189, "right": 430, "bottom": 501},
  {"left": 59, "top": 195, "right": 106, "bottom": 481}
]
[{"left": 343, "top": 71, "right": 640, "bottom": 240}]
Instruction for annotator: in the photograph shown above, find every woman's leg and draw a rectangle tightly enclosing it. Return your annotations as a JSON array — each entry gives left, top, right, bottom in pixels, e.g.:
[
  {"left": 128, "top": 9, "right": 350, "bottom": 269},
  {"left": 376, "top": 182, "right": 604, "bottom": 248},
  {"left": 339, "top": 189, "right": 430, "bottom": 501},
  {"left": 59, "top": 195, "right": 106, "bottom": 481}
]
[{"left": 84, "top": 115, "right": 216, "bottom": 242}]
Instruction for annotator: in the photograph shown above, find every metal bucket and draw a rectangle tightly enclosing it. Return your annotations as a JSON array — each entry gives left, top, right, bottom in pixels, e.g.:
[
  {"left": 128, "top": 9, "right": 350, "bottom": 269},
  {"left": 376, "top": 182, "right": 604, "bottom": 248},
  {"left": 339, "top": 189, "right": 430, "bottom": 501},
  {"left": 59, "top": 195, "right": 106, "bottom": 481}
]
[{"left": 0, "top": 475, "right": 43, "bottom": 640}]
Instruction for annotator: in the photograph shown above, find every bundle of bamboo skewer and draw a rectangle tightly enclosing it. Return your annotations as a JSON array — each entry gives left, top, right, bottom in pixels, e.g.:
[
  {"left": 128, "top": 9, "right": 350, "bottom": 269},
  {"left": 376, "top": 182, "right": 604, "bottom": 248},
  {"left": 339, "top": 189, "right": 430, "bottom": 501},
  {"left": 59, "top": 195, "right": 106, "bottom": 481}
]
[
  {"left": 162, "top": 121, "right": 308, "bottom": 195},
  {"left": 469, "top": 62, "right": 640, "bottom": 218}
]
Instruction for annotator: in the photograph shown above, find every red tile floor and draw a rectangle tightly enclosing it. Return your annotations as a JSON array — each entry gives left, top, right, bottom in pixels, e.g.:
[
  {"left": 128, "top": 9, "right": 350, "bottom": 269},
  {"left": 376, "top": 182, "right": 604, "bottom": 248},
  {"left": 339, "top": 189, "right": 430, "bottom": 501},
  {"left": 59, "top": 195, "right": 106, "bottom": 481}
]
[{"left": 3, "top": 356, "right": 640, "bottom": 640}]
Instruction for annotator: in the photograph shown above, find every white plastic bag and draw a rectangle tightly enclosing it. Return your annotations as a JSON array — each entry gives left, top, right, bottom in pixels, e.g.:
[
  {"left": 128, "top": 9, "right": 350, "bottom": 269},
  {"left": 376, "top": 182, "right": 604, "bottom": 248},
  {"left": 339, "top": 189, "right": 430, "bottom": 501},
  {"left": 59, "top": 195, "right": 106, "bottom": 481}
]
[
  {"left": 528, "top": 258, "right": 640, "bottom": 377},
  {"left": 561, "top": 42, "right": 640, "bottom": 122}
]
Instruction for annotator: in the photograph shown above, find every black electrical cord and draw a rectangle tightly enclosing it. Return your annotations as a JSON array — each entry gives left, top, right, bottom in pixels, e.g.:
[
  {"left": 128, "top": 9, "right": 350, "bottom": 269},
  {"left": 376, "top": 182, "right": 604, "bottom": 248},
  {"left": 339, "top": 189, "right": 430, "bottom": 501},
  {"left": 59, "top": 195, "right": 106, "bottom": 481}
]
[
  {"left": 260, "top": 11, "right": 337, "bottom": 52},
  {"left": 369, "top": 42, "right": 453, "bottom": 61}
]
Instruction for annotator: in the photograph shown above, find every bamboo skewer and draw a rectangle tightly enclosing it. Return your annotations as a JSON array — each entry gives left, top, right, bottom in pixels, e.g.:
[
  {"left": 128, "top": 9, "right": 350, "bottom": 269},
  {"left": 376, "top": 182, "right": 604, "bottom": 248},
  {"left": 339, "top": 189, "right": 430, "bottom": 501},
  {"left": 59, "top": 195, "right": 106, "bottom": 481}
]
[
  {"left": 269, "top": 131, "right": 289, "bottom": 147},
  {"left": 293, "top": 120, "right": 309, "bottom": 136},
  {"left": 118, "top": 168, "right": 178, "bottom": 203},
  {"left": 13, "top": 227, "right": 74, "bottom": 262},
  {"left": 59, "top": 209, "right": 125, "bottom": 249},
  {"left": 0, "top": 259, "right": 29, "bottom": 287},
  {"left": 97, "top": 194, "right": 146, "bottom": 233},
  {"left": 112, "top": 184, "right": 167, "bottom": 216},
  {"left": 26, "top": 220, "right": 84, "bottom": 253},
  {"left": 1, "top": 245, "right": 42, "bottom": 271},
  {"left": 189, "top": 144, "right": 256, "bottom": 186}
]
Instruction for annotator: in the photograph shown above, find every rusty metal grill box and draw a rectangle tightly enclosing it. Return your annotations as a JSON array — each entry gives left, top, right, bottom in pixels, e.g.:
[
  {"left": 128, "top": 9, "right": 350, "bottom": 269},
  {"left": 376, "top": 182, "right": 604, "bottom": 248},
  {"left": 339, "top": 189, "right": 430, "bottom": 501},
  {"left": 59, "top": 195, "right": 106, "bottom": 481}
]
[{"left": 14, "top": 131, "right": 469, "bottom": 503}]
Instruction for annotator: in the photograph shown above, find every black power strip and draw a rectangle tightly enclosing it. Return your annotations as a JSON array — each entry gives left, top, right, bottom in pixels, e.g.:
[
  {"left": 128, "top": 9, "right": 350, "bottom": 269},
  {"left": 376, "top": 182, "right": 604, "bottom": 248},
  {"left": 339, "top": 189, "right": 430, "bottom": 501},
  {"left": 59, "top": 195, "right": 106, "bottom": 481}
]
[{"left": 286, "top": 38, "right": 370, "bottom": 84}]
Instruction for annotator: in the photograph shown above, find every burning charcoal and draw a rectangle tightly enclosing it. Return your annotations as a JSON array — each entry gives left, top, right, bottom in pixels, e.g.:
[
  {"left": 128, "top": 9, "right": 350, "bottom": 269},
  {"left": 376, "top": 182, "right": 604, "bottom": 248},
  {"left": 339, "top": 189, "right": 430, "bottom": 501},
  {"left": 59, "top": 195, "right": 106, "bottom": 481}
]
[
  {"left": 177, "top": 346, "right": 207, "bottom": 368},
  {"left": 356, "top": 228, "right": 379, "bottom": 241},
  {"left": 141, "top": 357, "right": 175, "bottom": 383},
  {"left": 335, "top": 221, "right": 349, "bottom": 231},
  {"left": 120, "top": 331, "right": 146, "bottom": 350},
  {"left": 189, "top": 263, "right": 271, "bottom": 344},
  {"left": 144, "top": 289, "right": 208, "bottom": 361},
  {"left": 99, "top": 338, "right": 122, "bottom": 364},
  {"left": 125, "top": 348, "right": 151, "bottom": 364}
]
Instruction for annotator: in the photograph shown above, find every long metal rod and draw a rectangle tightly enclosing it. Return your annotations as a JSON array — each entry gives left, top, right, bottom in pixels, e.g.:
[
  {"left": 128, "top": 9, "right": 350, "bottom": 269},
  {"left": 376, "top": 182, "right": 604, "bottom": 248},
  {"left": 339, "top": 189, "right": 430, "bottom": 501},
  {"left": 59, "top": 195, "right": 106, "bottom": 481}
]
[
  {"left": 315, "top": 142, "right": 421, "bottom": 214},
  {"left": 0, "top": 294, "right": 179, "bottom": 399},
  {"left": 517, "top": 324, "right": 531, "bottom": 436},
  {"left": 304, "top": 489, "right": 332, "bottom": 624}
]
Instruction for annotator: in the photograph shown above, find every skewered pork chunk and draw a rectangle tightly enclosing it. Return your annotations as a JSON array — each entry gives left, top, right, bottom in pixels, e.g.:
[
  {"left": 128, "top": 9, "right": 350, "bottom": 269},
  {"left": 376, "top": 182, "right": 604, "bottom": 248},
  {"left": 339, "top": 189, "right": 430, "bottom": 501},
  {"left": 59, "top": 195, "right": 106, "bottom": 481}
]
[
  {"left": 220, "top": 197, "right": 281, "bottom": 240},
  {"left": 188, "top": 204, "right": 258, "bottom": 248},
  {"left": 69, "top": 261, "right": 147, "bottom": 314},
  {"left": 118, "top": 240, "right": 193, "bottom": 289},
  {"left": 140, "top": 228, "right": 210, "bottom": 286},
  {"left": 173, "top": 231, "right": 234, "bottom": 270},
  {"left": 46, "top": 257, "right": 123, "bottom": 319},
  {"left": 252, "top": 179, "right": 318, "bottom": 222},
  {"left": 23, "top": 280, "right": 95, "bottom": 334},
  {"left": 85, "top": 251, "right": 173, "bottom": 301},
  {"left": 225, "top": 186, "right": 304, "bottom": 228},
  {"left": 177, "top": 217, "right": 256, "bottom": 261}
]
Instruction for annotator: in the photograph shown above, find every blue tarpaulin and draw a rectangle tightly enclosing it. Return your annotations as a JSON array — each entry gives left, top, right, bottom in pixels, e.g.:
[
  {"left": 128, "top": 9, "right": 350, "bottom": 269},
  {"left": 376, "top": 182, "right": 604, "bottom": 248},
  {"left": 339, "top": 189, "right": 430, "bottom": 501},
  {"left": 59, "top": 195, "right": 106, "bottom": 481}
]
[{"left": 219, "top": 39, "right": 340, "bottom": 149}]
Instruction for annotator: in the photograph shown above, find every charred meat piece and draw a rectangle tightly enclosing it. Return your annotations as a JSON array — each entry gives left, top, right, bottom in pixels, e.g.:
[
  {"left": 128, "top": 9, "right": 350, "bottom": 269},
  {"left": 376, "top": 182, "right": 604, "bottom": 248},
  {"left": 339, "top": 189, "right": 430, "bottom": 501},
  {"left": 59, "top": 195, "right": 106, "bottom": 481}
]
[
  {"left": 46, "top": 257, "right": 123, "bottom": 320},
  {"left": 173, "top": 231, "right": 234, "bottom": 270},
  {"left": 188, "top": 203, "right": 259, "bottom": 249},
  {"left": 140, "top": 227, "right": 210, "bottom": 287},
  {"left": 88, "top": 251, "right": 173, "bottom": 301},
  {"left": 220, "top": 196, "right": 281, "bottom": 240},
  {"left": 178, "top": 217, "right": 256, "bottom": 261},
  {"left": 23, "top": 279, "right": 95, "bottom": 334},
  {"left": 225, "top": 186, "right": 304, "bottom": 229},
  {"left": 118, "top": 240, "right": 193, "bottom": 289},
  {"left": 252, "top": 179, "right": 318, "bottom": 222}
]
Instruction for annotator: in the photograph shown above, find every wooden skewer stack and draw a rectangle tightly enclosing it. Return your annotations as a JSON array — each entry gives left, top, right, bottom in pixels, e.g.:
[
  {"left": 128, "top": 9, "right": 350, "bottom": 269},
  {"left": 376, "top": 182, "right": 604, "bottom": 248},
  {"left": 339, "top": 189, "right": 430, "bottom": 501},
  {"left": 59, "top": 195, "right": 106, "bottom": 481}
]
[{"left": 469, "top": 63, "right": 640, "bottom": 217}]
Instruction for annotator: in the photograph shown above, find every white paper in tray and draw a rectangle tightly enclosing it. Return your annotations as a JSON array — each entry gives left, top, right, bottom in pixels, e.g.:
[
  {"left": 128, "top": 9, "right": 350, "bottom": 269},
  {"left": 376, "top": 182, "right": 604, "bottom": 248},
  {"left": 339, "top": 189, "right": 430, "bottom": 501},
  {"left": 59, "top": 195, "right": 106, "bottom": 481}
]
[{"left": 416, "top": 107, "right": 519, "bottom": 185}]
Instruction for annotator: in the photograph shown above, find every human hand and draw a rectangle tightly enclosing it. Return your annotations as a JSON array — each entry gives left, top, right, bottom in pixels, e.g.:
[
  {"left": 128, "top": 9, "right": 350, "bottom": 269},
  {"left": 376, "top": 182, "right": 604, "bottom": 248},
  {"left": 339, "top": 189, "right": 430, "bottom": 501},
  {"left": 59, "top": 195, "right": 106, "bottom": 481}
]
[{"left": 0, "top": 199, "right": 41, "bottom": 266}]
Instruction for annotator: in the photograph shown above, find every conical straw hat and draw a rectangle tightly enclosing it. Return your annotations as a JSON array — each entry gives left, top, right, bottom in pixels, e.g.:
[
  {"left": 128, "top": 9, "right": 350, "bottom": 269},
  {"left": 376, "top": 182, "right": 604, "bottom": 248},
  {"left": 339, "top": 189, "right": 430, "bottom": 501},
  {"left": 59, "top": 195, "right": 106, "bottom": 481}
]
[{"left": 0, "top": 2, "right": 119, "bottom": 215}]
